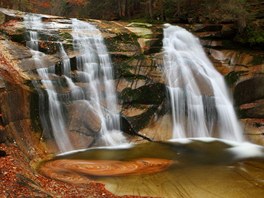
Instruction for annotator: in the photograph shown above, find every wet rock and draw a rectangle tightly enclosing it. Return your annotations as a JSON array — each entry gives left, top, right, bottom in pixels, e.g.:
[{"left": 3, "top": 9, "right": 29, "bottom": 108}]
[
  {"left": 239, "top": 100, "right": 264, "bottom": 119},
  {"left": 242, "top": 118, "right": 264, "bottom": 146},
  {"left": 234, "top": 77, "right": 264, "bottom": 106},
  {"left": 120, "top": 83, "right": 166, "bottom": 105},
  {"left": 0, "top": 87, "right": 30, "bottom": 123},
  {"left": 194, "top": 24, "right": 223, "bottom": 32},
  {"left": 68, "top": 131, "right": 95, "bottom": 148},
  {"left": 66, "top": 100, "right": 101, "bottom": 136}
]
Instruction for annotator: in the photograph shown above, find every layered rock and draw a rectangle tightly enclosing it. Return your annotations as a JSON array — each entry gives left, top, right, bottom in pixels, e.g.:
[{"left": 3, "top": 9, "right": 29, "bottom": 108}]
[{"left": 0, "top": 7, "right": 263, "bottom": 153}]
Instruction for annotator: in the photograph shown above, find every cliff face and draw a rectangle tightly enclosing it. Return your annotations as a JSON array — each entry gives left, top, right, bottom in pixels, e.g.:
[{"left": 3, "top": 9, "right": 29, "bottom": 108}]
[{"left": 0, "top": 8, "right": 263, "bottom": 157}]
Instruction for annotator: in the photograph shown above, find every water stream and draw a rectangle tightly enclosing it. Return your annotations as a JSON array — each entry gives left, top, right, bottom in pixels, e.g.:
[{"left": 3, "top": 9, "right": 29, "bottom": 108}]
[
  {"left": 29, "top": 20, "right": 264, "bottom": 198},
  {"left": 71, "top": 19, "right": 123, "bottom": 145},
  {"left": 163, "top": 24, "right": 243, "bottom": 141},
  {"left": 24, "top": 15, "right": 125, "bottom": 152},
  {"left": 24, "top": 15, "right": 73, "bottom": 152}
]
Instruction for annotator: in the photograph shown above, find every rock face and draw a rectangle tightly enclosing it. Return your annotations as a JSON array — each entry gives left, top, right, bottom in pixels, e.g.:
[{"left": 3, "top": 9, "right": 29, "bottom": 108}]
[
  {"left": 0, "top": 7, "right": 263, "bottom": 157},
  {"left": 189, "top": 23, "right": 264, "bottom": 145}
]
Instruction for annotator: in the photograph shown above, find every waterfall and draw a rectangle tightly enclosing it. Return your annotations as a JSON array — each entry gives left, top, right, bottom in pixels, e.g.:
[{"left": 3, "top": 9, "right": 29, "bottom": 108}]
[
  {"left": 71, "top": 19, "right": 124, "bottom": 145},
  {"left": 163, "top": 24, "right": 243, "bottom": 141},
  {"left": 23, "top": 15, "right": 125, "bottom": 152},
  {"left": 24, "top": 15, "right": 73, "bottom": 152}
]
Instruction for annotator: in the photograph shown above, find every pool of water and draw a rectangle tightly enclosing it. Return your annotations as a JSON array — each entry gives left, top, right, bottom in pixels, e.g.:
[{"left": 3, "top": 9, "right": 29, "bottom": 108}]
[{"left": 39, "top": 138, "right": 264, "bottom": 197}]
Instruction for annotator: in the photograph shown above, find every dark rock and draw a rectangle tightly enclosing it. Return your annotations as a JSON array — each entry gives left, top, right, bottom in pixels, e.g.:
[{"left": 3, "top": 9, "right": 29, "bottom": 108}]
[
  {"left": 239, "top": 100, "right": 264, "bottom": 119},
  {"left": 195, "top": 24, "right": 222, "bottom": 32},
  {"left": 0, "top": 150, "right": 7, "bottom": 157},
  {"left": 126, "top": 105, "right": 159, "bottom": 132},
  {"left": 234, "top": 77, "right": 264, "bottom": 106},
  {"left": 120, "top": 115, "right": 152, "bottom": 141},
  {"left": 120, "top": 83, "right": 166, "bottom": 105}
]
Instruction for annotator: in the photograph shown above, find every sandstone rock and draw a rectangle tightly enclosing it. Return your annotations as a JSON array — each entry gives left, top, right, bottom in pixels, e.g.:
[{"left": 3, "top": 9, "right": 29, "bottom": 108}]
[
  {"left": 68, "top": 131, "right": 95, "bottom": 149},
  {"left": 239, "top": 99, "right": 264, "bottom": 119},
  {"left": 242, "top": 118, "right": 264, "bottom": 146},
  {"left": 0, "top": 87, "right": 30, "bottom": 123},
  {"left": 66, "top": 100, "right": 101, "bottom": 135},
  {"left": 0, "top": 7, "right": 263, "bottom": 151},
  {"left": 5, "top": 119, "right": 47, "bottom": 158}
]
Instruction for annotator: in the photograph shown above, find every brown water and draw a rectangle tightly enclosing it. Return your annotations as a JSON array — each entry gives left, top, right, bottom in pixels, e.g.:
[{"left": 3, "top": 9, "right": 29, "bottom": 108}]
[{"left": 39, "top": 139, "right": 264, "bottom": 198}]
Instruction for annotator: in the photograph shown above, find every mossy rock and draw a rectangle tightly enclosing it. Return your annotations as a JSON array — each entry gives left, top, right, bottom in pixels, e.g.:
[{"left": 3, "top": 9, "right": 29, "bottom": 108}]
[
  {"left": 59, "top": 32, "right": 73, "bottom": 40},
  {"left": 234, "top": 26, "right": 264, "bottom": 48},
  {"left": 127, "top": 22, "right": 153, "bottom": 28},
  {"left": 224, "top": 71, "right": 246, "bottom": 86},
  {"left": 144, "top": 33, "right": 163, "bottom": 55},
  {"left": 104, "top": 32, "right": 140, "bottom": 52}
]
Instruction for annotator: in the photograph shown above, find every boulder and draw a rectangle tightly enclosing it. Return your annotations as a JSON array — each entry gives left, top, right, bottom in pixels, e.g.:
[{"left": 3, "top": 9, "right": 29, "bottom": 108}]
[
  {"left": 66, "top": 100, "right": 101, "bottom": 135},
  {"left": 234, "top": 77, "right": 264, "bottom": 106}
]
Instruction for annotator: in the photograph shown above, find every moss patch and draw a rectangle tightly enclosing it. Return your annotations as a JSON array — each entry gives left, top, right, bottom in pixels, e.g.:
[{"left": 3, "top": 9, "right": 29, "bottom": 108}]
[
  {"left": 224, "top": 71, "right": 246, "bottom": 86},
  {"left": 235, "top": 26, "right": 264, "bottom": 48}
]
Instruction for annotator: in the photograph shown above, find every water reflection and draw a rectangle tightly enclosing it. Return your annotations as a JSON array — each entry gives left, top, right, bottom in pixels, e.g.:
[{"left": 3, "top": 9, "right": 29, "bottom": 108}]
[{"left": 39, "top": 139, "right": 264, "bottom": 197}]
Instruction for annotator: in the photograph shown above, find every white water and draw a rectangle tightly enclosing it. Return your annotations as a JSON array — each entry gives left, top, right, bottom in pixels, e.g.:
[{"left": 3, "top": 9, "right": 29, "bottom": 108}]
[
  {"left": 24, "top": 15, "right": 73, "bottom": 152},
  {"left": 163, "top": 24, "right": 243, "bottom": 141},
  {"left": 23, "top": 15, "right": 124, "bottom": 152},
  {"left": 71, "top": 19, "right": 123, "bottom": 145}
]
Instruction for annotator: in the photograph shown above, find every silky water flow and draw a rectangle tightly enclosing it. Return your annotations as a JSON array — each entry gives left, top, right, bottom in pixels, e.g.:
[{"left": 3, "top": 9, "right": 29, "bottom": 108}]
[
  {"left": 162, "top": 24, "right": 243, "bottom": 141},
  {"left": 24, "top": 15, "right": 125, "bottom": 152}
]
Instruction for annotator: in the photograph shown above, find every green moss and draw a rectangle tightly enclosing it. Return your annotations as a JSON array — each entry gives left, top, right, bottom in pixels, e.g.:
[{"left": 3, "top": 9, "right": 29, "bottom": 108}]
[
  {"left": 225, "top": 71, "right": 245, "bottom": 86},
  {"left": 59, "top": 32, "right": 72, "bottom": 40},
  {"left": 127, "top": 22, "right": 153, "bottom": 28},
  {"left": 235, "top": 26, "right": 264, "bottom": 47},
  {"left": 105, "top": 32, "right": 139, "bottom": 52}
]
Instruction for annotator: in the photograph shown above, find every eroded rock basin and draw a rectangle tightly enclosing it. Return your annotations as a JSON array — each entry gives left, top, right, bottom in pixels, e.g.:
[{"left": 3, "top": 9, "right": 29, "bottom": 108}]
[{"left": 39, "top": 139, "right": 264, "bottom": 198}]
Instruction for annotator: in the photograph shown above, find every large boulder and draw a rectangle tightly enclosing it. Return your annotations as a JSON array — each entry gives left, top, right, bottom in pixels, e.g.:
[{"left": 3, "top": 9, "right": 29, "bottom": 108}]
[
  {"left": 234, "top": 77, "right": 264, "bottom": 106},
  {"left": 66, "top": 100, "right": 101, "bottom": 135}
]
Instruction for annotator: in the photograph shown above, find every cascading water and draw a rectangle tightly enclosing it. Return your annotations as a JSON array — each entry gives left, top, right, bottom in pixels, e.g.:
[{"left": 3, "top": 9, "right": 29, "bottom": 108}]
[
  {"left": 163, "top": 24, "right": 244, "bottom": 141},
  {"left": 71, "top": 19, "right": 123, "bottom": 145},
  {"left": 23, "top": 14, "right": 125, "bottom": 152},
  {"left": 24, "top": 15, "right": 73, "bottom": 152}
]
